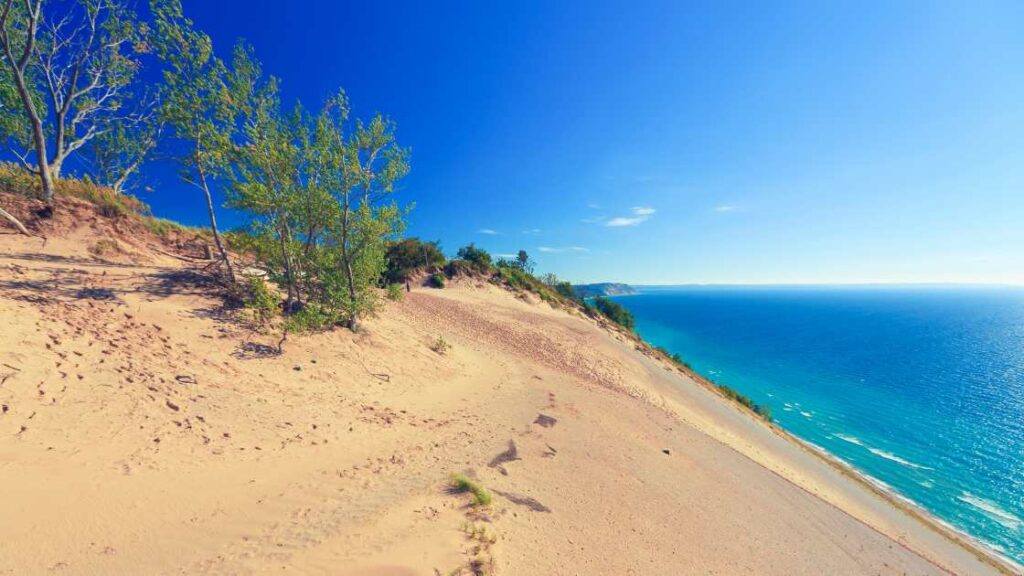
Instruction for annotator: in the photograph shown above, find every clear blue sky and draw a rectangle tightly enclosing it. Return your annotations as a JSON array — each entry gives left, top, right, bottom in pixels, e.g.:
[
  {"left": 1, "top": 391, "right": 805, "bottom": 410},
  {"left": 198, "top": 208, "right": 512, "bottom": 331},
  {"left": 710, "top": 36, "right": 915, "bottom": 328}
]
[{"left": 139, "top": 1, "right": 1024, "bottom": 285}]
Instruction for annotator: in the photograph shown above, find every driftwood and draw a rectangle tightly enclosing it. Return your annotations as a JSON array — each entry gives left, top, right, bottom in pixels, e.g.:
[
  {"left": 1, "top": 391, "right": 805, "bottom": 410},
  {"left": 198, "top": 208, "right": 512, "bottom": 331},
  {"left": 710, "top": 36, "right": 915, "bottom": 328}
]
[{"left": 0, "top": 206, "right": 31, "bottom": 236}]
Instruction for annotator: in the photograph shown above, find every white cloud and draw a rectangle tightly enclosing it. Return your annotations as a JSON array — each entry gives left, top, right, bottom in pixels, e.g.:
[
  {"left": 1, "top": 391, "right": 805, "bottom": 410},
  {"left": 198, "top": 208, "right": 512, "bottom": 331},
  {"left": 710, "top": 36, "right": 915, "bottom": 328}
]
[
  {"left": 478, "top": 228, "right": 499, "bottom": 235},
  {"left": 494, "top": 253, "right": 518, "bottom": 259},
  {"left": 606, "top": 217, "right": 645, "bottom": 227},
  {"left": 605, "top": 206, "right": 656, "bottom": 227},
  {"left": 538, "top": 246, "right": 589, "bottom": 253},
  {"left": 714, "top": 205, "right": 736, "bottom": 212}
]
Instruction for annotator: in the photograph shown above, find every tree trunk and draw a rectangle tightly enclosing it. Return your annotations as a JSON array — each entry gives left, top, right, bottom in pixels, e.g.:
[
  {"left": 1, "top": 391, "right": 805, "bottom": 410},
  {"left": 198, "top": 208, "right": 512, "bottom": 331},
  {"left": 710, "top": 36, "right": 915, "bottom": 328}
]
[
  {"left": 11, "top": 70, "right": 55, "bottom": 211},
  {"left": 196, "top": 164, "right": 236, "bottom": 285},
  {"left": 0, "top": 206, "right": 30, "bottom": 236},
  {"left": 48, "top": 158, "right": 62, "bottom": 181},
  {"left": 0, "top": 0, "right": 54, "bottom": 213},
  {"left": 339, "top": 203, "right": 359, "bottom": 330},
  {"left": 278, "top": 219, "right": 295, "bottom": 310}
]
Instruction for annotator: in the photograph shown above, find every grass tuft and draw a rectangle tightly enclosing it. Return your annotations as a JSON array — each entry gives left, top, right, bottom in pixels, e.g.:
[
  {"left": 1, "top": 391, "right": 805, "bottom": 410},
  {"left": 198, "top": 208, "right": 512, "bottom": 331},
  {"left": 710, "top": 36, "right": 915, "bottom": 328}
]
[
  {"left": 450, "top": 473, "right": 492, "bottom": 507},
  {"left": 431, "top": 336, "right": 452, "bottom": 355}
]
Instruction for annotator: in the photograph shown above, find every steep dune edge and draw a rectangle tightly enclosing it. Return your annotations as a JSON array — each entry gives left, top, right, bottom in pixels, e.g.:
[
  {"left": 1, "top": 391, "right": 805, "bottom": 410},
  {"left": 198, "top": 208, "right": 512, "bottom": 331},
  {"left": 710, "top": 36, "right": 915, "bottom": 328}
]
[{"left": 0, "top": 216, "right": 1016, "bottom": 575}]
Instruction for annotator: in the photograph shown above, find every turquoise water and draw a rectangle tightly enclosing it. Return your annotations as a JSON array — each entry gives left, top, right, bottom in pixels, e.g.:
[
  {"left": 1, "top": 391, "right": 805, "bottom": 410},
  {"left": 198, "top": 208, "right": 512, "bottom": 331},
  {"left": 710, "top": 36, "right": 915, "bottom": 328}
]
[{"left": 612, "top": 286, "right": 1024, "bottom": 563}]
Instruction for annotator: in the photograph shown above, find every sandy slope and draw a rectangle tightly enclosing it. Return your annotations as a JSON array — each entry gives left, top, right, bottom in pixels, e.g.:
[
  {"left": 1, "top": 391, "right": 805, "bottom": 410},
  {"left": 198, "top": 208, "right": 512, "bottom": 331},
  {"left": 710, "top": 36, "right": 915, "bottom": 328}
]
[{"left": 0, "top": 229, "right": 1016, "bottom": 576}]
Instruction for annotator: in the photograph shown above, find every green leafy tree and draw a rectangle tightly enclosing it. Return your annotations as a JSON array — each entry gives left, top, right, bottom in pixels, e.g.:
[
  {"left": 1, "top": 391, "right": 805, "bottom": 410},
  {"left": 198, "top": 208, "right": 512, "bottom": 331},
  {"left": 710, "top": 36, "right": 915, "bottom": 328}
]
[
  {"left": 313, "top": 90, "right": 410, "bottom": 328},
  {"left": 456, "top": 243, "right": 492, "bottom": 271},
  {"left": 593, "top": 296, "right": 635, "bottom": 330},
  {"left": 151, "top": 0, "right": 238, "bottom": 283},
  {"left": 384, "top": 237, "right": 444, "bottom": 283},
  {"left": 516, "top": 249, "right": 533, "bottom": 274},
  {"left": 224, "top": 43, "right": 303, "bottom": 307}
]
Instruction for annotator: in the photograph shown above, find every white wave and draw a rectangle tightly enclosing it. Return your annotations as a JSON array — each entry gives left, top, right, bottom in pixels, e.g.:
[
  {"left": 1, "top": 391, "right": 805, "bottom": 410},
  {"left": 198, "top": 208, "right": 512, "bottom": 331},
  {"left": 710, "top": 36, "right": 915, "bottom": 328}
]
[
  {"left": 835, "top": 433, "right": 864, "bottom": 446},
  {"left": 833, "top": 434, "right": 930, "bottom": 470},
  {"left": 800, "top": 411, "right": 813, "bottom": 418},
  {"left": 957, "top": 493, "right": 1022, "bottom": 531},
  {"left": 918, "top": 479, "right": 934, "bottom": 489},
  {"left": 867, "top": 447, "right": 932, "bottom": 470}
]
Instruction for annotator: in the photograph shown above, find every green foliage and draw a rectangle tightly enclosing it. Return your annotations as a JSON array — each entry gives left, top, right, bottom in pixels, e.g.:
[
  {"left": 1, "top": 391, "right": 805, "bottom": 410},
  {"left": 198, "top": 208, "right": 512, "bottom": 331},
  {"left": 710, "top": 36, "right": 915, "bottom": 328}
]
[
  {"left": 385, "top": 283, "right": 405, "bottom": 301},
  {"left": 456, "top": 243, "right": 492, "bottom": 271},
  {"left": 152, "top": 0, "right": 237, "bottom": 180},
  {"left": 654, "top": 346, "right": 692, "bottom": 370},
  {"left": 243, "top": 276, "right": 279, "bottom": 325},
  {"left": 516, "top": 249, "right": 532, "bottom": 273},
  {"left": 555, "top": 281, "right": 578, "bottom": 301},
  {"left": 450, "top": 473, "right": 491, "bottom": 507},
  {"left": 283, "top": 305, "right": 336, "bottom": 332},
  {"left": 592, "top": 296, "right": 636, "bottom": 330},
  {"left": 717, "top": 384, "right": 772, "bottom": 420},
  {"left": 429, "top": 273, "right": 446, "bottom": 288},
  {"left": 384, "top": 237, "right": 444, "bottom": 283}
]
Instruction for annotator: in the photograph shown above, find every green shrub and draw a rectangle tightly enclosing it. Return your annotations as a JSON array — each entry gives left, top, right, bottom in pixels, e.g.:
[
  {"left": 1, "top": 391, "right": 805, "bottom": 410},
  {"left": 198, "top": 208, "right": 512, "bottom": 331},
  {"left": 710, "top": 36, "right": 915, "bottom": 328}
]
[
  {"left": 717, "top": 384, "right": 771, "bottom": 420},
  {"left": 430, "top": 273, "right": 446, "bottom": 288},
  {"left": 284, "top": 305, "right": 338, "bottom": 332},
  {"left": 450, "top": 473, "right": 492, "bottom": 507},
  {"left": 384, "top": 238, "right": 445, "bottom": 283},
  {"left": 244, "top": 276, "right": 279, "bottom": 324},
  {"left": 654, "top": 346, "right": 693, "bottom": 370},
  {"left": 554, "top": 281, "right": 578, "bottom": 301},
  {"left": 386, "top": 283, "right": 405, "bottom": 301},
  {"left": 593, "top": 296, "right": 635, "bottom": 330},
  {"left": 456, "top": 243, "right": 492, "bottom": 271}
]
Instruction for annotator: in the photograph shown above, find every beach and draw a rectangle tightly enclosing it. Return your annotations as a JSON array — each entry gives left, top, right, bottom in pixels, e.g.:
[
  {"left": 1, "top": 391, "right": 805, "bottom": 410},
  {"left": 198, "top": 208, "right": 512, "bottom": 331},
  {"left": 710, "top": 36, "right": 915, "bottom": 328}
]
[{"left": 0, "top": 227, "right": 1017, "bottom": 575}]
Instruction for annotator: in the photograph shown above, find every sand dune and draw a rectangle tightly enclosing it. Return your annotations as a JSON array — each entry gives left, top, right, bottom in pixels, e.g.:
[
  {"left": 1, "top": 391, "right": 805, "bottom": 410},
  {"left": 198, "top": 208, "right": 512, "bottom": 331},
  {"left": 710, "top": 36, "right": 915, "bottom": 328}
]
[{"left": 0, "top": 229, "right": 1015, "bottom": 575}]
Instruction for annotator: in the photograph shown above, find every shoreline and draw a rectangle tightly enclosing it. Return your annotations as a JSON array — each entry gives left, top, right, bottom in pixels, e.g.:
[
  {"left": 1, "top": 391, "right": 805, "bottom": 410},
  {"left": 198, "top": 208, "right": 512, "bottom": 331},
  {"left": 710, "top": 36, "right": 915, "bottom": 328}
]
[
  {"left": 610, "top": 289, "right": 1022, "bottom": 574},
  {"left": 793, "top": 434, "right": 1023, "bottom": 575},
  {"left": 663, "top": 358, "right": 1023, "bottom": 575}
]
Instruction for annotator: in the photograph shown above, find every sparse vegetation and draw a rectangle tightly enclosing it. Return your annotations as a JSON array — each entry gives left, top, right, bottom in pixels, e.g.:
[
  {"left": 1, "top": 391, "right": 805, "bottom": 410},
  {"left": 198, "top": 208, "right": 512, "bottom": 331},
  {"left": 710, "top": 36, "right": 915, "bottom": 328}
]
[
  {"left": 431, "top": 336, "right": 452, "bottom": 355},
  {"left": 450, "top": 473, "right": 491, "bottom": 507},
  {"left": 716, "top": 383, "right": 772, "bottom": 421},
  {"left": 385, "top": 283, "right": 405, "bottom": 301},
  {"left": 430, "top": 273, "right": 446, "bottom": 288},
  {"left": 89, "top": 239, "right": 122, "bottom": 258},
  {"left": 460, "top": 521, "right": 498, "bottom": 545},
  {"left": 655, "top": 346, "right": 692, "bottom": 370}
]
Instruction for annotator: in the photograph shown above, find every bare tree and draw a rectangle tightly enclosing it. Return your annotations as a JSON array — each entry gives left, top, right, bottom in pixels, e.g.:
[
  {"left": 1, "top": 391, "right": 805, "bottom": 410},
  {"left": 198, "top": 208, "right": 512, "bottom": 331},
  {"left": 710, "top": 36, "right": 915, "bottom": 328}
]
[
  {"left": 32, "top": 0, "right": 141, "bottom": 180},
  {"left": 0, "top": 0, "right": 145, "bottom": 214}
]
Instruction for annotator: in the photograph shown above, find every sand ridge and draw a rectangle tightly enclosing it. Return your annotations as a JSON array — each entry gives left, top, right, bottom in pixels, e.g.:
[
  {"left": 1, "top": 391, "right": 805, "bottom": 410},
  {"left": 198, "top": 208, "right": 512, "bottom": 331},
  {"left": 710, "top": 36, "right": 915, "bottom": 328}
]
[{"left": 0, "top": 229, "right": 1015, "bottom": 575}]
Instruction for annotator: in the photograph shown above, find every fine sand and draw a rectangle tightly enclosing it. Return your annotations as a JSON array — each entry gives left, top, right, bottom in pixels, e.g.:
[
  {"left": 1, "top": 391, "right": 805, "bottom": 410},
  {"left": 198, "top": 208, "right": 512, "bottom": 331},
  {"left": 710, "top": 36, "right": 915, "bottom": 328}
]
[{"left": 0, "top": 227, "right": 1018, "bottom": 575}]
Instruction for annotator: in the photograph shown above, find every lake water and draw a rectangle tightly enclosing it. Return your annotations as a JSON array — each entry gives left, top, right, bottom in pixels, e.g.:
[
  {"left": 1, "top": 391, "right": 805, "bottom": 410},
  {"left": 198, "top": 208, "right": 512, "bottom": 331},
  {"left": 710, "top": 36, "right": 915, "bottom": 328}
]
[{"left": 613, "top": 285, "right": 1024, "bottom": 563}]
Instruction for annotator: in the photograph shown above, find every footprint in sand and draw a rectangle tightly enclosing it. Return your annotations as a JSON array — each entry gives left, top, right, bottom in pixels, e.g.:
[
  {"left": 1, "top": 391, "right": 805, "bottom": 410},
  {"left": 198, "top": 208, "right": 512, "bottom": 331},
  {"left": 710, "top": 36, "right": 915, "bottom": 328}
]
[
  {"left": 533, "top": 413, "right": 557, "bottom": 428},
  {"left": 487, "top": 440, "right": 521, "bottom": 476}
]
